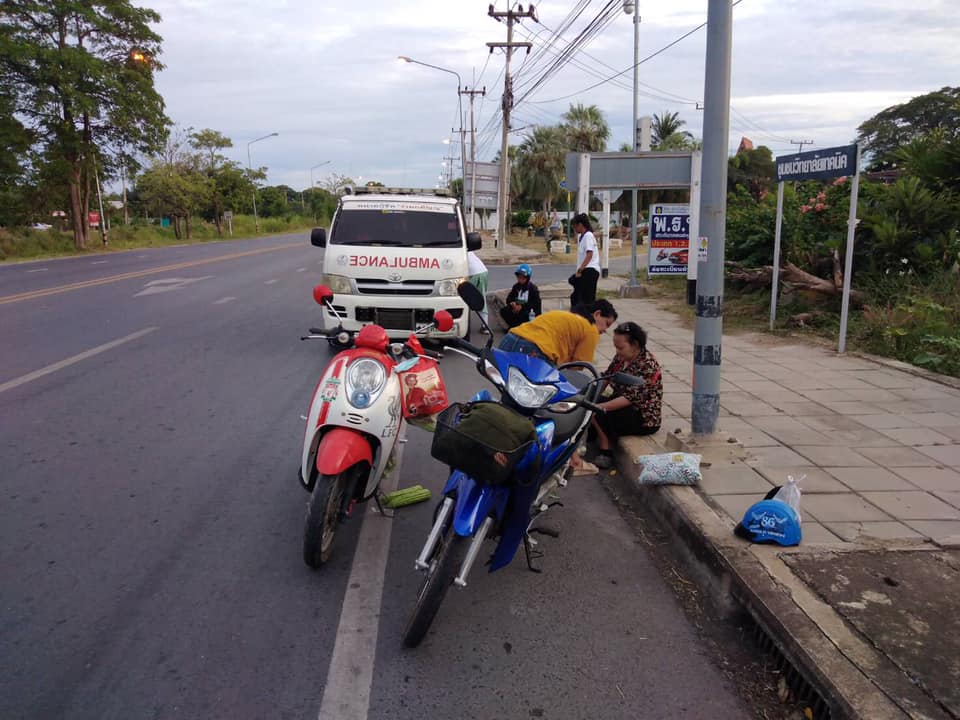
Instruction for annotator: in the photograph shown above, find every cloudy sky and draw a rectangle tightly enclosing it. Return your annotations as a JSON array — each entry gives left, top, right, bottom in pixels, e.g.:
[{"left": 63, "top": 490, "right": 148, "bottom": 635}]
[{"left": 141, "top": 0, "right": 959, "bottom": 192}]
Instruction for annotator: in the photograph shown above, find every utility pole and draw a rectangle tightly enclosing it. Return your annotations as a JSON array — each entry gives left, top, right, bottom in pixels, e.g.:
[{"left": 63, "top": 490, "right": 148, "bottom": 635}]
[
  {"left": 461, "top": 86, "right": 486, "bottom": 231},
  {"left": 488, "top": 3, "right": 536, "bottom": 250},
  {"left": 691, "top": 0, "right": 733, "bottom": 435},
  {"left": 790, "top": 139, "right": 814, "bottom": 153}
]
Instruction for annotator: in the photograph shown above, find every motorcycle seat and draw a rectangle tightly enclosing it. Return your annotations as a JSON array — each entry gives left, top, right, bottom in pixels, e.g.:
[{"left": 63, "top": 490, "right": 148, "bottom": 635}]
[{"left": 537, "top": 370, "right": 592, "bottom": 447}]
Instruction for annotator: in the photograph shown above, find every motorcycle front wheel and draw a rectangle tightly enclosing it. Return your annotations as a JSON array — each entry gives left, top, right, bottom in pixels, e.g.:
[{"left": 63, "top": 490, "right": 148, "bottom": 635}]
[
  {"left": 303, "top": 472, "right": 348, "bottom": 568},
  {"left": 402, "top": 512, "right": 467, "bottom": 648}
]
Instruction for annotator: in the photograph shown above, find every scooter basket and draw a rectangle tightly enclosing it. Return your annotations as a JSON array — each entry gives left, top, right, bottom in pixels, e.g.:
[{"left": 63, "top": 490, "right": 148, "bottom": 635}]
[{"left": 431, "top": 402, "right": 537, "bottom": 486}]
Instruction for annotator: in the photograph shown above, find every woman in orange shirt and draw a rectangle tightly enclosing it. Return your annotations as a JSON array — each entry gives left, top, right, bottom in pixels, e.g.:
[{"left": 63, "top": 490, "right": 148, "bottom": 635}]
[{"left": 497, "top": 299, "right": 618, "bottom": 365}]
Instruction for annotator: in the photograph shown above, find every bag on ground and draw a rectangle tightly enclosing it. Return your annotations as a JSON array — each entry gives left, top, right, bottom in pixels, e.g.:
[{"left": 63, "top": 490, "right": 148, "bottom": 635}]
[{"left": 635, "top": 452, "right": 702, "bottom": 486}]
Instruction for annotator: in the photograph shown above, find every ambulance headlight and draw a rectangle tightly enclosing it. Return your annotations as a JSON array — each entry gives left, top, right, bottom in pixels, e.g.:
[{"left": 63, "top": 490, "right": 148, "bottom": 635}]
[
  {"left": 321, "top": 274, "right": 352, "bottom": 294},
  {"left": 436, "top": 278, "right": 466, "bottom": 296}
]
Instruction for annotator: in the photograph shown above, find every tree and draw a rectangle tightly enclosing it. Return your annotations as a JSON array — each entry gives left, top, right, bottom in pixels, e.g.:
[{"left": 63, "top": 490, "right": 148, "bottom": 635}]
[
  {"left": 560, "top": 103, "right": 610, "bottom": 153},
  {"left": 857, "top": 87, "right": 960, "bottom": 171},
  {"left": 0, "top": 90, "right": 33, "bottom": 226},
  {"left": 513, "top": 125, "right": 565, "bottom": 214},
  {"left": 651, "top": 111, "right": 692, "bottom": 148},
  {"left": 728, "top": 145, "right": 775, "bottom": 200},
  {"left": 0, "top": 1, "right": 170, "bottom": 248},
  {"left": 189, "top": 128, "right": 233, "bottom": 234}
]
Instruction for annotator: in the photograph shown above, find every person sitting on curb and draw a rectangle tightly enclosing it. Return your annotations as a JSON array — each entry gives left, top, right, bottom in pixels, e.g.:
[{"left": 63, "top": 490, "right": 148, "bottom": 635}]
[
  {"left": 591, "top": 321, "right": 663, "bottom": 469},
  {"left": 497, "top": 299, "right": 618, "bottom": 365},
  {"left": 499, "top": 263, "right": 542, "bottom": 329}
]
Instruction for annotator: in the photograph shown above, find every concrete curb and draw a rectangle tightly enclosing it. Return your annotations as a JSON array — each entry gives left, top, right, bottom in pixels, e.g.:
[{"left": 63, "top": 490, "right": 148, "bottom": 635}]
[
  {"left": 609, "top": 436, "right": 942, "bottom": 719},
  {"left": 848, "top": 350, "right": 960, "bottom": 391}
]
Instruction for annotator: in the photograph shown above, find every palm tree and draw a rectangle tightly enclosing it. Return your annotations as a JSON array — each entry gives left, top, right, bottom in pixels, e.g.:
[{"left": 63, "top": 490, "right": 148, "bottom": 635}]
[
  {"left": 651, "top": 111, "right": 693, "bottom": 148},
  {"left": 561, "top": 103, "right": 611, "bottom": 153},
  {"left": 513, "top": 125, "right": 566, "bottom": 213}
]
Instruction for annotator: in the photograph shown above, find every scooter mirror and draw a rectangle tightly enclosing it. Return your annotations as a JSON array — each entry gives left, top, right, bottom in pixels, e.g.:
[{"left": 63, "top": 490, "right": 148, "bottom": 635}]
[
  {"left": 312, "top": 285, "right": 334, "bottom": 305},
  {"left": 434, "top": 310, "right": 454, "bottom": 332},
  {"left": 456, "top": 281, "right": 485, "bottom": 312}
]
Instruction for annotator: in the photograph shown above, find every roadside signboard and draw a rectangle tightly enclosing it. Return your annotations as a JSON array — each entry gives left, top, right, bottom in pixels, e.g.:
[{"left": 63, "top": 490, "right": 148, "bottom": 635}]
[
  {"left": 647, "top": 204, "right": 690, "bottom": 276},
  {"left": 463, "top": 161, "right": 500, "bottom": 211}
]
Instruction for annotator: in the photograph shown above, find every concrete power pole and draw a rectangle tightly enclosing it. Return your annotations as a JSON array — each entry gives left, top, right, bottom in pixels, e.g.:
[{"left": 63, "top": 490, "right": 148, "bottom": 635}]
[
  {"left": 488, "top": 3, "right": 536, "bottom": 250},
  {"left": 461, "top": 86, "right": 486, "bottom": 232},
  {"left": 691, "top": 0, "right": 733, "bottom": 435}
]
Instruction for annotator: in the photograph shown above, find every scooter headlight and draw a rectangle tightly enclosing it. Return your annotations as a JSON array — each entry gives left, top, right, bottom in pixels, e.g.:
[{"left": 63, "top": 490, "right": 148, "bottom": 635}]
[
  {"left": 507, "top": 366, "right": 557, "bottom": 408},
  {"left": 346, "top": 358, "right": 387, "bottom": 408}
]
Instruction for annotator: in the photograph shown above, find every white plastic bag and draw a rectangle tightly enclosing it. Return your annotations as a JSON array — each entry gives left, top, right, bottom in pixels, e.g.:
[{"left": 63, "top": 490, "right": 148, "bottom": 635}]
[
  {"left": 636, "top": 452, "right": 703, "bottom": 486},
  {"left": 772, "top": 474, "right": 805, "bottom": 523}
]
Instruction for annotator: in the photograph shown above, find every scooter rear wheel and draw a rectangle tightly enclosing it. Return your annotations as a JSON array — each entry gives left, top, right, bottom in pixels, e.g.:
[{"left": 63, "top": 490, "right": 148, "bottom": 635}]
[
  {"left": 303, "top": 472, "right": 347, "bottom": 568},
  {"left": 402, "top": 514, "right": 467, "bottom": 648}
]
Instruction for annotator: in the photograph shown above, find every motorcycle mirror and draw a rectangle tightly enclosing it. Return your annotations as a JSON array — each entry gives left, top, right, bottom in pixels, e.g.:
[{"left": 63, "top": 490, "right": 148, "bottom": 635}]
[
  {"left": 457, "top": 281, "right": 485, "bottom": 312},
  {"left": 312, "top": 284, "right": 334, "bottom": 305},
  {"left": 434, "top": 310, "right": 454, "bottom": 332},
  {"left": 609, "top": 371, "right": 644, "bottom": 386}
]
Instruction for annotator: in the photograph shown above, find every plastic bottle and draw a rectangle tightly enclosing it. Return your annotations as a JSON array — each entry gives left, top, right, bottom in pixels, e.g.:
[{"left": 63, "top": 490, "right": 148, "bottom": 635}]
[{"left": 528, "top": 308, "right": 536, "bottom": 322}]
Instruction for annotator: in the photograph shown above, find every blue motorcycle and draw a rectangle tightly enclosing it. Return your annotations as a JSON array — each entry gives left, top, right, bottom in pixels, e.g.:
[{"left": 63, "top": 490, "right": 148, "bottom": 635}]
[{"left": 402, "top": 282, "right": 641, "bottom": 648}]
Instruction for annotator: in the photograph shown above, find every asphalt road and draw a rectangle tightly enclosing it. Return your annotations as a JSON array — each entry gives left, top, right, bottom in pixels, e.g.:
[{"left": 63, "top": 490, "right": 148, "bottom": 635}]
[{"left": 0, "top": 234, "right": 746, "bottom": 719}]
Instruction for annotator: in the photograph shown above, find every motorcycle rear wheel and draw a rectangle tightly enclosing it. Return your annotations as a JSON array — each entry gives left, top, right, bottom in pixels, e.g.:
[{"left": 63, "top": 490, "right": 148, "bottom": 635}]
[
  {"left": 303, "top": 472, "right": 347, "bottom": 568},
  {"left": 402, "top": 513, "right": 467, "bottom": 648}
]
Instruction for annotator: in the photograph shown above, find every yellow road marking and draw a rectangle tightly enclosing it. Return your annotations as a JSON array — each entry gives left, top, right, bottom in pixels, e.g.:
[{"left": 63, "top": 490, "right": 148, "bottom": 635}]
[{"left": 0, "top": 243, "right": 300, "bottom": 305}]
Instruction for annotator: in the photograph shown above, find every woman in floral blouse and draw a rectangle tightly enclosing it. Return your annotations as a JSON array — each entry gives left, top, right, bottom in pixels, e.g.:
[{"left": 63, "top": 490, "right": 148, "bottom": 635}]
[{"left": 592, "top": 321, "right": 663, "bottom": 469}]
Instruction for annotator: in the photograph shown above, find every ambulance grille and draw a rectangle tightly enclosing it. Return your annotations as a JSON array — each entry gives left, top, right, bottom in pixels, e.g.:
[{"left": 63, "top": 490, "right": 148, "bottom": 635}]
[{"left": 356, "top": 279, "right": 434, "bottom": 296}]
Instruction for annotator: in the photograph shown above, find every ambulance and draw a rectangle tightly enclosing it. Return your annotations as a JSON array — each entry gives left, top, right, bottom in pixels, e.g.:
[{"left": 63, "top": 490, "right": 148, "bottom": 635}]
[{"left": 310, "top": 187, "right": 481, "bottom": 343}]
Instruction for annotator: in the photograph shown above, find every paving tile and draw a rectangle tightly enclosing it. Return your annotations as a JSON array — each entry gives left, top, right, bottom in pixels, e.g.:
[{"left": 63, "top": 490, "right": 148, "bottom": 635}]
[
  {"left": 799, "top": 427, "right": 900, "bottom": 448},
  {"left": 856, "top": 446, "right": 942, "bottom": 467},
  {"left": 818, "top": 401, "right": 887, "bottom": 415},
  {"left": 801, "top": 493, "right": 893, "bottom": 522},
  {"left": 734, "top": 380, "right": 789, "bottom": 394},
  {"left": 818, "top": 377, "right": 882, "bottom": 391},
  {"left": 755, "top": 466, "right": 849, "bottom": 493},
  {"left": 699, "top": 465, "right": 774, "bottom": 495},
  {"left": 741, "top": 415, "right": 811, "bottom": 432},
  {"left": 793, "top": 445, "right": 877, "bottom": 467},
  {"left": 748, "top": 389, "right": 811, "bottom": 405},
  {"left": 876, "top": 427, "right": 956, "bottom": 446},
  {"left": 772, "top": 401, "right": 837, "bottom": 416},
  {"left": 862, "top": 491, "right": 960, "bottom": 520},
  {"left": 890, "top": 466, "right": 960, "bottom": 492},
  {"left": 903, "top": 520, "right": 960, "bottom": 544},
  {"left": 903, "top": 412, "right": 960, "bottom": 428},
  {"left": 724, "top": 372, "right": 767, "bottom": 384},
  {"left": 838, "top": 388, "right": 904, "bottom": 403},
  {"left": 916, "top": 444, "right": 960, "bottom": 466},
  {"left": 890, "top": 385, "right": 960, "bottom": 401},
  {"left": 710, "top": 493, "right": 760, "bottom": 523},
  {"left": 932, "top": 425, "right": 960, "bottom": 441},
  {"left": 825, "top": 467, "right": 919, "bottom": 491},
  {"left": 746, "top": 446, "right": 812, "bottom": 467},
  {"left": 823, "top": 521, "right": 924, "bottom": 542},
  {"left": 728, "top": 427, "right": 781, "bottom": 447},
  {"left": 800, "top": 522, "right": 845, "bottom": 545},
  {"left": 851, "top": 413, "right": 922, "bottom": 430},
  {"left": 767, "top": 375, "right": 834, "bottom": 390},
  {"left": 908, "top": 397, "right": 960, "bottom": 413},
  {"left": 934, "top": 491, "right": 960, "bottom": 510},
  {"left": 853, "top": 371, "right": 919, "bottom": 389},
  {"left": 798, "top": 414, "right": 870, "bottom": 432},
  {"left": 800, "top": 389, "right": 857, "bottom": 403}
]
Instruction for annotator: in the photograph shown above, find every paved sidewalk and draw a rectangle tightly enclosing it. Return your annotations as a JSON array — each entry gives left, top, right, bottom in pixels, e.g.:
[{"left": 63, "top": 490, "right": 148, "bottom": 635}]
[{"left": 517, "top": 277, "right": 960, "bottom": 718}]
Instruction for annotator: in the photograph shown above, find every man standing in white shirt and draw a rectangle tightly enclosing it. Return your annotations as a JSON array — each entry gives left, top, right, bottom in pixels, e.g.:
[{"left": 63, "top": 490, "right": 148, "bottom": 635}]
[{"left": 570, "top": 213, "right": 601, "bottom": 308}]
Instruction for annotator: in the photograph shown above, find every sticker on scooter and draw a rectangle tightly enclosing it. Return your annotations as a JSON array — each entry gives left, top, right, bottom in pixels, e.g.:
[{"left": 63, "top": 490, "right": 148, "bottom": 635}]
[{"left": 320, "top": 378, "right": 341, "bottom": 402}]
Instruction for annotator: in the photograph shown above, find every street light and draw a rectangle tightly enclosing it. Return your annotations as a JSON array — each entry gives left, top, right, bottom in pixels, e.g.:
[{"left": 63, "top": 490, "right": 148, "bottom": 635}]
[
  {"left": 623, "top": 0, "right": 642, "bottom": 286},
  {"left": 307, "top": 160, "right": 331, "bottom": 212},
  {"left": 398, "top": 55, "right": 465, "bottom": 201},
  {"left": 247, "top": 132, "right": 278, "bottom": 233}
]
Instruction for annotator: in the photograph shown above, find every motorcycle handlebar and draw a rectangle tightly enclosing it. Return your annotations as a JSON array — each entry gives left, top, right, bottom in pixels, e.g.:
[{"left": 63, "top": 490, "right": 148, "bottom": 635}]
[
  {"left": 421, "top": 347, "right": 443, "bottom": 360},
  {"left": 443, "top": 337, "right": 484, "bottom": 357}
]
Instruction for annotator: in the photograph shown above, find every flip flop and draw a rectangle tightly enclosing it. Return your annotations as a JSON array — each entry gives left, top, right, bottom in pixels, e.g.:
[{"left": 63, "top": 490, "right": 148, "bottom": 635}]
[{"left": 572, "top": 461, "right": 600, "bottom": 476}]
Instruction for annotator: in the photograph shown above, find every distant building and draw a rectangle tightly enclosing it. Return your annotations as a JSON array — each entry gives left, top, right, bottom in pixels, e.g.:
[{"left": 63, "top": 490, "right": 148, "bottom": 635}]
[{"left": 737, "top": 136, "right": 754, "bottom": 154}]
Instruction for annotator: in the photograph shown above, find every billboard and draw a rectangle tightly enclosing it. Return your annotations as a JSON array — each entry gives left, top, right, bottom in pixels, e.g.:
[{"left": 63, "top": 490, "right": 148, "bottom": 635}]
[
  {"left": 462, "top": 161, "right": 500, "bottom": 211},
  {"left": 647, "top": 204, "right": 689, "bottom": 276}
]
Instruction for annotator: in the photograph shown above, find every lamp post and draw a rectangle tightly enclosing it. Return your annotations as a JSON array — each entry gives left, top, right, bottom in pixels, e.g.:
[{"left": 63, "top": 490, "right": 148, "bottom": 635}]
[
  {"left": 308, "top": 160, "right": 331, "bottom": 213},
  {"left": 398, "top": 56, "right": 466, "bottom": 198},
  {"left": 247, "top": 132, "right": 278, "bottom": 233},
  {"left": 623, "top": 0, "right": 642, "bottom": 286}
]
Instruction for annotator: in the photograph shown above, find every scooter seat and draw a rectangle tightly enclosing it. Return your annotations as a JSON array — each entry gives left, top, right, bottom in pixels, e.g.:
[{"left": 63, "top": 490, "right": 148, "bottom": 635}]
[{"left": 537, "top": 370, "right": 592, "bottom": 447}]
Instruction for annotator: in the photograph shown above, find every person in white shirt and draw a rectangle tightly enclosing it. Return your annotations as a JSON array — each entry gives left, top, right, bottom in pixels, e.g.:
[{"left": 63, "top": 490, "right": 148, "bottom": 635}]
[
  {"left": 466, "top": 250, "right": 490, "bottom": 332},
  {"left": 570, "top": 213, "right": 601, "bottom": 308}
]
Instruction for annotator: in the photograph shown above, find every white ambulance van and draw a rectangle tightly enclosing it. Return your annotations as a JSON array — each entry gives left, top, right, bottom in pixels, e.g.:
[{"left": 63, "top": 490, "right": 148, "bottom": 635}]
[{"left": 310, "top": 187, "right": 481, "bottom": 342}]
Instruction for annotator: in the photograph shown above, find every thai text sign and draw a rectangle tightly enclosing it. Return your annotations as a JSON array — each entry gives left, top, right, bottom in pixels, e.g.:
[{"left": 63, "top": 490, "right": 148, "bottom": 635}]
[
  {"left": 648, "top": 204, "right": 689, "bottom": 276},
  {"left": 776, "top": 144, "right": 857, "bottom": 183}
]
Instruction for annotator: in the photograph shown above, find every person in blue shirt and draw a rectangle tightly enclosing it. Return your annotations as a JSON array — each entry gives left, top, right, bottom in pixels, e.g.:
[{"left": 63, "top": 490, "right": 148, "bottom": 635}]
[{"left": 499, "top": 264, "right": 542, "bottom": 329}]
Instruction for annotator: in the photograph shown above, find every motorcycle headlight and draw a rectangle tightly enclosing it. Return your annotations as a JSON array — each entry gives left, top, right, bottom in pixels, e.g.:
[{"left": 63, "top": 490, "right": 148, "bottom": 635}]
[
  {"left": 436, "top": 277, "right": 466, "bottom": 296},
  {"left": 346, "top": 358, "right": 386, "bottom": 408},
  {"left": 321, "top": 274, "right": 352, "bottom": 294},
  {"left": 507, "top": 366, "right": 557, "bottom": 408}
]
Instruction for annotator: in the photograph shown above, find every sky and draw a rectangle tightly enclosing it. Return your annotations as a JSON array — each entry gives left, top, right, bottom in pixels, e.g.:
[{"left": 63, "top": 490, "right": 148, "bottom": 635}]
[{"left": 138, "top": 0, "right": 960, "bottom": 192}]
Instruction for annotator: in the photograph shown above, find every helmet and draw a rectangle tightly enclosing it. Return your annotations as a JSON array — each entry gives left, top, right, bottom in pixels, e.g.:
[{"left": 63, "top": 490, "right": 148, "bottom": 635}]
[{"left": 515, "top": 263, "right": 532, "bottom": 278}]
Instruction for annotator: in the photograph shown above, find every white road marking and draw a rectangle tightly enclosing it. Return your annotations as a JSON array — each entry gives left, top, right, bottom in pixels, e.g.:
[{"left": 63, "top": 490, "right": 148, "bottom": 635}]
[
  {"left": 264, "top": 279, "right": 279, "bottom": 285},
  {"left": 317, "top": 432, "right": 404, "bottom": 720},
  {"left": 134, "top": 275, "right": 213, "bottom": 297},
  {"left": 213, "top": 297, "right": 237, "bottom": 305},
  {"left": 0, "top": 327, "right": 159, "bottom": 395},
  {"left": 91, "top": 261, "right": 108, "bottom": 265},
  {"left": 26, "top": 268, "right": 48, "bottom": 273},
  {"left": 296, "top": 267, "right": 307, "bottom": 273}
]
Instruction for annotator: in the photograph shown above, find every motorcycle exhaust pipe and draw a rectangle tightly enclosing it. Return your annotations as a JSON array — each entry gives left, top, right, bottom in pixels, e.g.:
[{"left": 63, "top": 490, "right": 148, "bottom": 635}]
[
  {"left": 454, "top": 516, "right": 494, "bottom": 588},
  {"left": 414, "top": 497, "right": 454, "bottom": 571}
]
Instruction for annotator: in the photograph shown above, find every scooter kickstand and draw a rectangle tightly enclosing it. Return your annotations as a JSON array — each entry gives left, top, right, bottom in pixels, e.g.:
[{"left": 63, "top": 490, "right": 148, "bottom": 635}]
[
  {"left": 373, "top": 494, "right": 394, "bottom": 518},
  {"left": 523, "top": 534, "right": 544, "bottom": 573}
]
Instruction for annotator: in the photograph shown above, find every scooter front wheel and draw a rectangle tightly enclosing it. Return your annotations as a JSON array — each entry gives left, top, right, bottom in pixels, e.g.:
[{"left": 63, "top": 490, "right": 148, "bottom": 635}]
[
  {"left": 303, "top": 472, "right": 347, "bottom": 568},
  {"left": 402, "top": 517, "right": 467, "bottom": 648}
]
